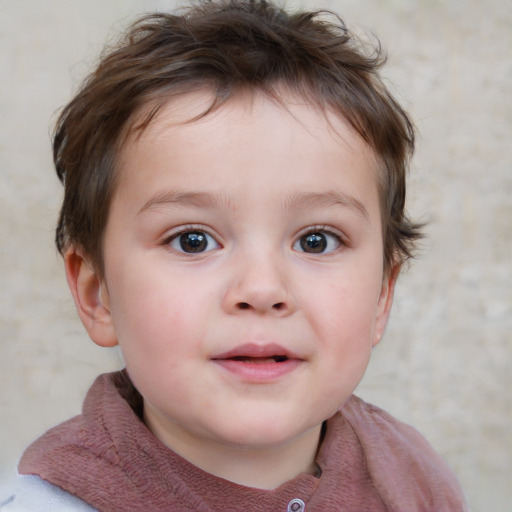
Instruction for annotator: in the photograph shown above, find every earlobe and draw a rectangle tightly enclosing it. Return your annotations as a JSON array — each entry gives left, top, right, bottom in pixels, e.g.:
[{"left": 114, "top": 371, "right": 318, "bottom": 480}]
[
  {"left": 64, "top": 248, "right": 118, "bottom": 347},
  {"left": 372, "top": 264, "right": 400, "bottom": 347}
]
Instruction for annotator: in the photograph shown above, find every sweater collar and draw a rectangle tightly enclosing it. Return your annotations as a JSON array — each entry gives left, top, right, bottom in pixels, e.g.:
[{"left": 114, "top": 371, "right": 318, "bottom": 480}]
[{"left": 19, "top": 371, "right": 382, "bottom": 511}]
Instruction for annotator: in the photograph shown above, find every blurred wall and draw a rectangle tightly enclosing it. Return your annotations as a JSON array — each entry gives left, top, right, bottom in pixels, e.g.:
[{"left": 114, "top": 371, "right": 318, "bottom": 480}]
[{"left": 1, "top": 1, "right": 511, "bottom": 510}]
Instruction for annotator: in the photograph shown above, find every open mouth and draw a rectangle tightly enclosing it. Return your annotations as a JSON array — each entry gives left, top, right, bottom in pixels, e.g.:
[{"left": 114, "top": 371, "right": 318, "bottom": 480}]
[
  {"left": 226, "top": 355, "right": 289, "bottom": 363},
  {"left": 211, "top": 344, "right": 300, "bottom": 381},
  {"left": 212, "top": 356, "right": 299, "bottom": 381},
  {"left": 212, "top": 343, "right": 297, "bottom": 361}
]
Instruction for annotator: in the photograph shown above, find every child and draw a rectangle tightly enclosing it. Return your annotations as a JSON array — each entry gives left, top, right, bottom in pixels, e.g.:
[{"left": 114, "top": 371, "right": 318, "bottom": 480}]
[{"left": 7, "top": 0, "right": 467, "bottom": 510}]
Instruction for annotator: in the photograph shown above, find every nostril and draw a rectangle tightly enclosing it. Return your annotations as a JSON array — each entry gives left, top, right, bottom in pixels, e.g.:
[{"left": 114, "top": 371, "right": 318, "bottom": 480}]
[{"left": 234, "top": 301, "right": 287, "bottom": 312}]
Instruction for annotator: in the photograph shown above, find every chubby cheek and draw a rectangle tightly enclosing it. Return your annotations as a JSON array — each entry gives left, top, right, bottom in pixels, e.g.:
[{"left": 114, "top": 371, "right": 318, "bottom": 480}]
[
  {"left": 305, "top": 270, "right": 380, "bottom": 343},
  {"left": 111, "top": 295, "right": 208, "bottom": 413},
  {"left": 107, "top": 265, "right": 213, "bottom": 373},
  {"left": 313, "top": 320, "right": 374, "bottom": 416},
  {"left": 303, "top": 272, "right": 380, "bottom": 404}
]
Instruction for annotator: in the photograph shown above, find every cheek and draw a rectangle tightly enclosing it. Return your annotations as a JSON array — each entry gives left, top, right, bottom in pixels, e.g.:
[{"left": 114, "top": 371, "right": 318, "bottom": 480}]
[
  {"left": 311, "top": 280, "right": 377, "bottom": 406},
  {"left": 109, "top": 260, "right": 227, "bottom": 365},
  {"left": 110, "top": 284, "right": 205, "bottom": 402},
  {"left": 304, "top": 272, "right": 381, "bottom": 336}
]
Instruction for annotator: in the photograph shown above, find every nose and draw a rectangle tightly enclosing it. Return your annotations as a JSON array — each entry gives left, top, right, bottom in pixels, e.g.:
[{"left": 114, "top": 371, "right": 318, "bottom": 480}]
[{"left": 222, "top": 253, "right": 296, "bottom": 317}]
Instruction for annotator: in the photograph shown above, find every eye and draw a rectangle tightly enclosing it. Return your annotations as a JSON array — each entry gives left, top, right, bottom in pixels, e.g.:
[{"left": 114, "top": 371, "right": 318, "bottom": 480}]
[
  {"left": 293, "top": 229, "right": 342, "bottom": 254},
  {"left": 168, "top": 230, "right": 220, "bottom": 254}
]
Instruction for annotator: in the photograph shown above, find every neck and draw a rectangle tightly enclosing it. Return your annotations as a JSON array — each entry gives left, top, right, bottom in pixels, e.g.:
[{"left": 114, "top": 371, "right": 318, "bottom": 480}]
[
  {"left": 196, "top": 427, "right": 322, "bottom": 489},
  {"left": 144, "top": 408, "right": 322, "bottom": 489}
]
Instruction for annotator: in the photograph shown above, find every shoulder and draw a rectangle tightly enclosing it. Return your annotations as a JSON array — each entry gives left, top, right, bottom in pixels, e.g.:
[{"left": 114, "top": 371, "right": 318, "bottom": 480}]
[
  {"left": 341, "top": 395, "right": 441, "bottom": 453},
  {"left": 339, "top": 395, "right": 470, "bottom": 512},
  {"left": 0, "top": 475, "right": 97, "bottom": 512},
  {"left": 341, "top": 395, "right": 457, "bottom": 469}
]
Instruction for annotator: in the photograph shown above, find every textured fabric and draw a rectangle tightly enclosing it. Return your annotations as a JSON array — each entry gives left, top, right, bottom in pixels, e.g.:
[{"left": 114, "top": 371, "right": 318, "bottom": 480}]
[
  {"left": 18, "top": 372, "right": 468, "bottom": 512},
  {"left": 0, "top": 475, "right": 96, "bottom": 512}
]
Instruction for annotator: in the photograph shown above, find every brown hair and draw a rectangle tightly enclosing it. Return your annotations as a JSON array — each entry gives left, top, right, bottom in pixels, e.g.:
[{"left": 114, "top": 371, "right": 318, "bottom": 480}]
[{"left": 54, "top": 0, "right": 422, "bottom": 275}]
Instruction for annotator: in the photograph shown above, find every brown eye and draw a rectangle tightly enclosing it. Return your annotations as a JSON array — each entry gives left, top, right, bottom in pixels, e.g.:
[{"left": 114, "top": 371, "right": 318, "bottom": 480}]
[
  {"left": 294, "top": 230, "right": 342, "bottom": 254},
  {"left": 169, "top": 230, "right": 219, "bottom": 253},
  {"left": 300, "top": 233, "right": 327, "bottom": 253}
]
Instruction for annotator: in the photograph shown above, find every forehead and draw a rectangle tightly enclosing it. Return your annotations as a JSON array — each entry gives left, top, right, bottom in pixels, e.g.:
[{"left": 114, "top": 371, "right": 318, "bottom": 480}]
[
  {"left": 125, "top": 88, "right": 378, "bottom": 156},
  {"left": 115, "top": 90, "right": 381, "bottom": 213}
]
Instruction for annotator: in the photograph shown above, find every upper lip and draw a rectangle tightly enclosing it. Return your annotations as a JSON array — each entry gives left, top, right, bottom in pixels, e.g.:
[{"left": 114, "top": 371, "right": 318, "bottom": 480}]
[{"left": 211, "top": 343, "right": 301, "bottom": 361}]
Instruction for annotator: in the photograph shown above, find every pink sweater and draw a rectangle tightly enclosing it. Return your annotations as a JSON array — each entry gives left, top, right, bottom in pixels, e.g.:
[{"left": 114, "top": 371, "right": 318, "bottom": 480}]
[{"left": 19, "top": 372, "right": 468, "bottom": 512}]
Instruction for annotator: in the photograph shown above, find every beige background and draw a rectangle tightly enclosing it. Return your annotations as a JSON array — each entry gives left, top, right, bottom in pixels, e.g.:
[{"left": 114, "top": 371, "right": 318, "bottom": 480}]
[{"left": 1, "top": 1, "right": 511, "bottom": 510}]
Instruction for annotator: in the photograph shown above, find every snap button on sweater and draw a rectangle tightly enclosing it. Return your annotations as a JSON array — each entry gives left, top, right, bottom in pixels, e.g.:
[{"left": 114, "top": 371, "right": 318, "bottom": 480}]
[{"left": 287, "top": 498, "right": 305, "bottom": 511}]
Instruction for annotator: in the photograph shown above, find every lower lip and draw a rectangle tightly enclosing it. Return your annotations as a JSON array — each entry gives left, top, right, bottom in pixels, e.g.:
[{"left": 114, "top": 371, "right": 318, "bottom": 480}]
[{"left": 212, "top": 359, "right": 302, "bottom": 382}]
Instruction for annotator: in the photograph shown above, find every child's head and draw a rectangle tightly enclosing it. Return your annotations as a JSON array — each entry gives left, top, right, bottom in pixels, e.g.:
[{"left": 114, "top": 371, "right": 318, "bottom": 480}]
[
  {"left": 58, "top": 0, "right": 422, "bottom": 487},
  {"left": 55, "top": 0, "right": 420, "bottom": 278}
]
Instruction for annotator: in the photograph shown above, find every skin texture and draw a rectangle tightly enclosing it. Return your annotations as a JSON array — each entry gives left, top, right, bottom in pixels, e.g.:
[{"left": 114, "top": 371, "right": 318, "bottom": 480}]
[{"left": 65, "top": 92, "right": 398, "bottom": 489}]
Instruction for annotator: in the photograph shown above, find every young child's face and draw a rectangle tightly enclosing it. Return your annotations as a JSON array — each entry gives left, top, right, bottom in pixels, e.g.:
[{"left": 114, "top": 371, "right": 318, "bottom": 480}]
[{"left": 80, "top": 91, "right": 395, "bottom": 466}]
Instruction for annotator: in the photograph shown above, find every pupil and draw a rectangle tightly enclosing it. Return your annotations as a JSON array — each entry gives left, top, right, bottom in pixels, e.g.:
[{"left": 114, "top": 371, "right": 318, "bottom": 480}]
[
  {"left": 180, "top": 232, "right": 207, "bottom": 253},
  {"left": 301, "top": 233, "right": 326, "bottom": 253}
]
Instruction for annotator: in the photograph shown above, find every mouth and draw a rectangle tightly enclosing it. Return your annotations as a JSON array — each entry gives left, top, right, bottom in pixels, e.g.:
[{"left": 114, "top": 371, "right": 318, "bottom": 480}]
[
  {"left": 225, "top": 355, "right": 289, "bottom": 363},
  {"left": 211, "top": 343, "right": 299, "bottom": 362},
  {"left": 211, "top": 343, "right": 302, "bottom": 382}
]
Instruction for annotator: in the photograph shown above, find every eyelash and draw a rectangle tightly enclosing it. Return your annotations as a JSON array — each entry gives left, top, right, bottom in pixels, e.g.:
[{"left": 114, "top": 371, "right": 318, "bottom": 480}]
[
  {"left": 293, "top": 225, "right": 346, "bottom": 254},
  {"left": 162, "top": 225, "right": 221, "bottom": 254},
  {"left": 162, "top": 224, "right": 346, "bottom": 255}
]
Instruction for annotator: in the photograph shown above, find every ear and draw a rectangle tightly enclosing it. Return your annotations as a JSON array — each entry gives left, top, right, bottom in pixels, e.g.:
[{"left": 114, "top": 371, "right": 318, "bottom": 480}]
[
  {"left": 64, "top": 248, "right": 118, "bottom": 347},
  {"left": 372, "top": 264, "right": 400, "bottom": 347}
]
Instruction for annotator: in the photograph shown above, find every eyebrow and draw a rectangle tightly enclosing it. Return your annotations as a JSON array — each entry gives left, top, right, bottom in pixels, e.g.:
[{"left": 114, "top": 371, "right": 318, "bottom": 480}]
[
  {"left": 139, "top": 189, "right": 370, "bottom": 220},
  {"left": 284, "top": 191, "right": 370, "bottom": 221},
  {"left": 139, "top": 191, "right": 228, "bottom": 214}
]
